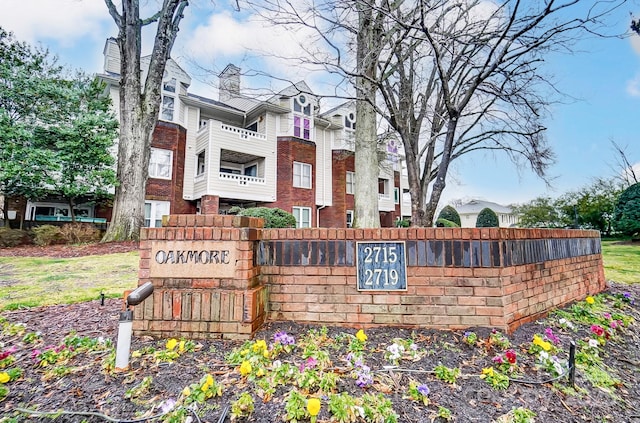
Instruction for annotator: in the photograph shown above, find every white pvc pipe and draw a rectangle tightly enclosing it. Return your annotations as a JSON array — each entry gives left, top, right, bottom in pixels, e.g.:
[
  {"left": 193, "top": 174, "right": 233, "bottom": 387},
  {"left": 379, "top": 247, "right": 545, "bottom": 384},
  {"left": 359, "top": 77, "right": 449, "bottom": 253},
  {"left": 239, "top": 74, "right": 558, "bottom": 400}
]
[{"left": 115, "top": 311, "right": 133, "bottom": 371}]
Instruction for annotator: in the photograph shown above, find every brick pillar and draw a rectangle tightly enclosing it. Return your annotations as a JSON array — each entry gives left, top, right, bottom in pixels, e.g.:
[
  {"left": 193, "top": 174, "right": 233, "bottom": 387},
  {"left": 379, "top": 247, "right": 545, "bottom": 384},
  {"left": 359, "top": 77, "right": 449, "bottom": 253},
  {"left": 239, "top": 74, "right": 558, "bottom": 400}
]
[
  {"left": 134, "top": 214, "right": 266, "bottom": 340},
  {"left": 201, "top": 195, "right": 219, "bottom": 214}
]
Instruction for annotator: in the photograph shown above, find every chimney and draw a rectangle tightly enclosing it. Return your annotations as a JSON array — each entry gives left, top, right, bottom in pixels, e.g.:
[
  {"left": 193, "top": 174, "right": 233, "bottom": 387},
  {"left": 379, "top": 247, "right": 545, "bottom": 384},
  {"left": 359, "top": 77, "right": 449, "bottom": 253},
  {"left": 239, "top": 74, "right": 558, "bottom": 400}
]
[{"left": 219, "top": 64, "right": 241, "bottom": 102}]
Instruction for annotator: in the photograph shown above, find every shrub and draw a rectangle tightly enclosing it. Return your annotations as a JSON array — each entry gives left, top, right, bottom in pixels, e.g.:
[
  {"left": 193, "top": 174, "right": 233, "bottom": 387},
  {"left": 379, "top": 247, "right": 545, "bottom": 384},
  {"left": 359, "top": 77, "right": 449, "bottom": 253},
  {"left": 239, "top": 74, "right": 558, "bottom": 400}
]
[
  {"left": 31, "top": 225, "right": 65, "bottom": 246},
  {"left": 235, "top": 207, "right": 297, "bottom": 228},
  {"left": 0, "top": 228, "right": 31, "bottom": 247},
  {"left": 59, "top": 223, "right": 102, "bottom": 244},
  {"left": 613, "top": 183, "right": 640, "bottom": 238},
  {"left": 437, "top": 206, "right": 461, "bottom": 226},
  {"left": 395, "top": 219, "right": 410, "bottom": 228},
  {"left": 476, "top": 208, "right": 499, "bottom": 227},
  {"left": 435, "top": 218, "right": 459, "bottom": 228}
]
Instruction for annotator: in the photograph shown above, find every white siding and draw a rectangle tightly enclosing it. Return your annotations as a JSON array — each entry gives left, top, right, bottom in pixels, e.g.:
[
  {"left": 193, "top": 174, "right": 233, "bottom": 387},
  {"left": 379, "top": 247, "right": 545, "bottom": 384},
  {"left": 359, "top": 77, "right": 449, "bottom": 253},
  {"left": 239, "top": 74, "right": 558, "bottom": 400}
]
[{"left": 315, "top": 125, "right": 333, "bottom": 206}]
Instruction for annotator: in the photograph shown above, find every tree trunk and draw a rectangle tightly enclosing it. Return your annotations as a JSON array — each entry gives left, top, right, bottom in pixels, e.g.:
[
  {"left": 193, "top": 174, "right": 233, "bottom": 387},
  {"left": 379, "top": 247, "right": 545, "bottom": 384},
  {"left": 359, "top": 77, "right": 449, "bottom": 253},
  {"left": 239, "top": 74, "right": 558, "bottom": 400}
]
[{"left": 353, "top": 1, "right": 381, "bottom": 228}]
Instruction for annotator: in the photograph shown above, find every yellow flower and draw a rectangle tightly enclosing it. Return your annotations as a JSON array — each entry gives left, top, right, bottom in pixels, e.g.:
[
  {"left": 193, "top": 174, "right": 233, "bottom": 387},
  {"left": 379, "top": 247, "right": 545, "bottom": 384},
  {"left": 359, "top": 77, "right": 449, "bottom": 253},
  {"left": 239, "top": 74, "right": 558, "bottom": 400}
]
[
  {"left": 586, "top": 296, "right": 595, "bottom": 305},
  {"left": 355, "top": 329, "right": 367, "bottom": 342},
  {"left": 206, "top": 374, "right": 214, "bottom": 386},
  {"left": 240, "top": 349, "right": 249, "bottom": 356},
  {"left": 263, "top": 350, "right": 270, "bottom": 359},
  {"left": 182, "top": 386, "right": 191, "bottom": 397},
  {"left": 256, "top": 368, "right": 265, "bottom": 377},
  {"left": 482, "top": 367, "right": 494, "bottom": 377},
  {"left": 131, "top": 350, "right": 142, "bottom": 358},
  {"left": 179, "top": 340, "right": 186, "bottom": 352},
  {"left": 533, "top": 335, "right": 552, "bottom": 351},
  {"left": 253, "top": 339, "right": 267, "bottom": 353},
  {"left": 166, "top": 338, "right": 178, "bottom": 350},
  {"left": 240, "top": 360, "right": 252, "bottom": 376},
  {"left": 307, "top": 397, "right": 321, "bottom": 416},
  {"left": 0, "top": 372, "right": 10, "bottom": 383}
]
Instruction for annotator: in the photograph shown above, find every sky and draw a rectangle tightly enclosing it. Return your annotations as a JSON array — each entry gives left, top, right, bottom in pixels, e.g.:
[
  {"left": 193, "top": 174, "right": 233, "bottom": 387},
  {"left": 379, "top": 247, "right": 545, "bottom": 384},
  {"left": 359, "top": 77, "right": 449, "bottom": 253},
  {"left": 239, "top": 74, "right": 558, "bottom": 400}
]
[{"left": 1, "top": 0, "right": 639, "bottom": 207}]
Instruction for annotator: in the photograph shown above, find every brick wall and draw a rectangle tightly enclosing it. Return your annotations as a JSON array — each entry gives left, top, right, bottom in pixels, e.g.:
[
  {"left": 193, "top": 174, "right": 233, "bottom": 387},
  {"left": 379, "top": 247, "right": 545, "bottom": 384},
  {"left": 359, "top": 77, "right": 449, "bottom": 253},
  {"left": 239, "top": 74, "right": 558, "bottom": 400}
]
[
  {"left": 147, "top": 121, "right": 196, "bottom": 215},
  {"left": 320, "top": 150, "right": 355, "bottom": 227},
  {"left": 133, "top": 218, "right": 604, "bottom": 339},
  {"left": 272, "top": 137, "right": 317, "bottom": 224},
  {"left": 260, "top": 227, "right": 604, "bottom": 333}
]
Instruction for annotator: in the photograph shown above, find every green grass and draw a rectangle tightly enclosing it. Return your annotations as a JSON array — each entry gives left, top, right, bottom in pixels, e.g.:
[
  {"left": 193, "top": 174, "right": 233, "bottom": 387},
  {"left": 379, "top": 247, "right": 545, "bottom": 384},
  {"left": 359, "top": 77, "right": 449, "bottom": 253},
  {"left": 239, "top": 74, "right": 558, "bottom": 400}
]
[
  {"left": 601, "top": 239, "right": 640, "bottom": 284},
  {"left": 0, "top": 251, "right": 139, "bottom": 311}
]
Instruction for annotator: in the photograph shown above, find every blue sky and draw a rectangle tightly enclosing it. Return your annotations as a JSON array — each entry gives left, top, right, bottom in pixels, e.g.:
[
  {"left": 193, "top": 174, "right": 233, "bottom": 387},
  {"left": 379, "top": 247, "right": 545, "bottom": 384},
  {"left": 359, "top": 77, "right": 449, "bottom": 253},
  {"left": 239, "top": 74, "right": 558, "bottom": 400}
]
[{"left": 1, "top": 0, "right": 639, "bottom": 207}]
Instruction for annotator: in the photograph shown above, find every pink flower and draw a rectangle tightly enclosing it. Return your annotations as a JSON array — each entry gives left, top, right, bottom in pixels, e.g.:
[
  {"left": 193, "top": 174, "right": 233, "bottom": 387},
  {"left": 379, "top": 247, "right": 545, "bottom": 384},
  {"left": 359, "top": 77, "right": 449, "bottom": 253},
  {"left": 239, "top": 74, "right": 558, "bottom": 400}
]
[
  {"left": 590, "top": 325, "right": 605, "bottom": 337},
  {"left": 505, "top": 349, "right": 517, "bottom": 364},
  {"left": 492, "top": 355, "right": 504, "bottom": 364},
  {"left": 544, "top": 328, "right": 560, "bottom": 344}
]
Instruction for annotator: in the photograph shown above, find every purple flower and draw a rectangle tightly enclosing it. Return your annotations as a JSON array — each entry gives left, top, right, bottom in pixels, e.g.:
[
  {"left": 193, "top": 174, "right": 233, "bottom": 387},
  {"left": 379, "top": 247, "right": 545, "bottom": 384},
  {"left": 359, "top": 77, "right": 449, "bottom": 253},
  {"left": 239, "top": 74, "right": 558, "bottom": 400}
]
[
  {"left": 305, "top": 357, "right": 317, "bottom": 368},
  {"left": 31, "top": 349, "right": 41, "bottom": 360},
  {"left": 603, "top": 312, "right": 611, "bottom": 320},
  {"left": 544, "top": 328, "right": 560, "bottom": 345},
  {"left": 273, "top": 331, "right": 295, "bottom": 346},
  {"left": 417, "top": 384, "right": 430, "bottom": 396},
  {"left": 492, "top": 355, "right": 504, "bottom": 364}
]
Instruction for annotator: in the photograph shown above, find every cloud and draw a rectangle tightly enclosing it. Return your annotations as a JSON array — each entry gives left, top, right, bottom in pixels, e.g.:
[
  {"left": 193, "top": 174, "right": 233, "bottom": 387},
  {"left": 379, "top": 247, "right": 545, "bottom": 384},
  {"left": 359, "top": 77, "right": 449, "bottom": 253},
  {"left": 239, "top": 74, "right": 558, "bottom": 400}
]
[
  {"left": 0, "top": 0, "right": 110, "bottom": 46},
  {"left": 626, "top": 73, "right": 640, "bottom": 97},
  {"left": 631, "top": 35, "right": 640, "bottom": 56}
]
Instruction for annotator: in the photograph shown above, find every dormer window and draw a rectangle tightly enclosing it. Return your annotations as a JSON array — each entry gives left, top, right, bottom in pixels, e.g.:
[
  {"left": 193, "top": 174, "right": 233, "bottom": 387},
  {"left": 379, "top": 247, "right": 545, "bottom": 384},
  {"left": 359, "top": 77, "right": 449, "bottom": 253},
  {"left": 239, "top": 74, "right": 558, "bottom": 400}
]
[
  {"left": 163, "top": 77, "right": 176, "bottom": 93},
  {"left": 293, "top": 94, "right": 312, "bottom": 140},
  {"left": 345, "top": 112, "right": 356, "bottom": 130}
]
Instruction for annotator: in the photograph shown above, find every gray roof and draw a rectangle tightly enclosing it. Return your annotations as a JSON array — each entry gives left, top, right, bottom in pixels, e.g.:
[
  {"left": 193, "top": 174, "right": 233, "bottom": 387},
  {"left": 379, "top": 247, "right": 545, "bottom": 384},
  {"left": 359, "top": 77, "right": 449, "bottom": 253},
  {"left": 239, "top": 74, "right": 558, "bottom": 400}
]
[{"left": 455, "top": 200, "right": 513, "bottom": 214}]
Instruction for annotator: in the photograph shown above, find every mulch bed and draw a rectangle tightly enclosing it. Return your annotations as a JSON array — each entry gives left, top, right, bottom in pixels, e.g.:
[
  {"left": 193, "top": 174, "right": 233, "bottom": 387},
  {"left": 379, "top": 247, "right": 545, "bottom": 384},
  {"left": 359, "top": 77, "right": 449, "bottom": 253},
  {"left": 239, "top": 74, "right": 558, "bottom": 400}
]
[{"left": 0, "top": 243, "right": 639, "bottom": 422}]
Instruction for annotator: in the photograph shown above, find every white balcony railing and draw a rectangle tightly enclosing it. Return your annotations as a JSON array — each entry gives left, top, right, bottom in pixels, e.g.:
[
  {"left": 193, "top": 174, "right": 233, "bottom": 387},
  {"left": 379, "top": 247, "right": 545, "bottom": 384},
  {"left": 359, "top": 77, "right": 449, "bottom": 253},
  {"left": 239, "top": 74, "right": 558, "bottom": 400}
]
[
  {"left": 221, "top": 123, "right": 267, "bottom": 141},
  {"left": 378, "top": 193, "right": 391, "bottom": 200},
  {"left": 219, "top": 172, "right": 266, "bottom": 185}
]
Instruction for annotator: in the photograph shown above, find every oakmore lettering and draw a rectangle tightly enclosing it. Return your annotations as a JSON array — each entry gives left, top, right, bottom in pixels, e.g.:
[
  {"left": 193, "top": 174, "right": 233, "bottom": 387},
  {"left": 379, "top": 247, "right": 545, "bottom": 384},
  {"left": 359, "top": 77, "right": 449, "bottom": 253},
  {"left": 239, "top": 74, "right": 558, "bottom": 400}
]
[{"left": 155, "top": 250, "right": 231, "bottom": 265}]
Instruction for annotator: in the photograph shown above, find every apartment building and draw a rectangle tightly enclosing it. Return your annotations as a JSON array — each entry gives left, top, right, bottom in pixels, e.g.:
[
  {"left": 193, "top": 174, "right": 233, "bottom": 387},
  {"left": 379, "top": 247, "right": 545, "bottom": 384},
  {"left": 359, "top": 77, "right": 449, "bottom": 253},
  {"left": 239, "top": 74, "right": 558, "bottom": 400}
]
[{"left": 24, "top": 39, "right": 412, "bottom": 229}]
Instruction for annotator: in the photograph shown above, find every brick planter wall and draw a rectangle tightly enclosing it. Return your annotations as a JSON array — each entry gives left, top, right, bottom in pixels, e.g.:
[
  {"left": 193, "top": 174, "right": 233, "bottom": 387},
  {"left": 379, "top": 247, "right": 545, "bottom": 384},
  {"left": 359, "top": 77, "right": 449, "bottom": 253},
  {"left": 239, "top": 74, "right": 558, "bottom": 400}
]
[
  {"left": 259, "top": 227, "right": 603, "bottom": 333},
  {"left": 133, "top": 217, "right": 604, "bottom": 339}
]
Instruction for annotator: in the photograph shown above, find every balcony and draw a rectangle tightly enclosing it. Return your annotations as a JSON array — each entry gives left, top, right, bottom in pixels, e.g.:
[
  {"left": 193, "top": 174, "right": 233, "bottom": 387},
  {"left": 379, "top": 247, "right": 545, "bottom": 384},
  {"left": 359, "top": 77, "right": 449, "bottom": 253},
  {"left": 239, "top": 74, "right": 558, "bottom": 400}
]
[
  {"left": 219, "top": 172, "right": 266, "bottom": 185},
  {"left": 220, "top": 123, "right": 267, "bottom": 141}
]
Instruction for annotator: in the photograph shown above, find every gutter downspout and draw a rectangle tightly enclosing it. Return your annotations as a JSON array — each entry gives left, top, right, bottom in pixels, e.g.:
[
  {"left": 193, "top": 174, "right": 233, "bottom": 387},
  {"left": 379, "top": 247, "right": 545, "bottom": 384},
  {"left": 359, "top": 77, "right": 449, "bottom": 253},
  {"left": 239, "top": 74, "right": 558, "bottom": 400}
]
[{"left": 315, "top": 121, "right": 332, "bottom": 227}]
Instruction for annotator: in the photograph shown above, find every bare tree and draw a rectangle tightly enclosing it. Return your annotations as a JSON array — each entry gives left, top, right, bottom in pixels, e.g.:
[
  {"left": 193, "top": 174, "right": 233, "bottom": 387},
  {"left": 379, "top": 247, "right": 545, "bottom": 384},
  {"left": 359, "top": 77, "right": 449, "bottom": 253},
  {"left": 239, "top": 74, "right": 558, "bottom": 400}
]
[
  {"left": 240, "top": 0, "right": 625, "bottom": 227},
  {"left": 610, "top": 139, "right": 639, "bottom": 186},
  {"left": 102, "top": 0, "right": 188, "bottom": 241}
]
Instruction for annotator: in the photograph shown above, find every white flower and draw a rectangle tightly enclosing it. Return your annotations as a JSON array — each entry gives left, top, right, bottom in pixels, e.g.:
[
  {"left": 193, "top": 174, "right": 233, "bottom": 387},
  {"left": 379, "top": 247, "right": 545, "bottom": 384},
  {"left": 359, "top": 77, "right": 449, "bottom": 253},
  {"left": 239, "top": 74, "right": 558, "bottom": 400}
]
[
  {"left": 272, "top": 360, "right": 282, "bottom": 369},
  {"left": 588, "top": 339, "right": 599, "bottom": 348},
  {"left": 538, "top": 351, "right": 549, "bottom": 362}
]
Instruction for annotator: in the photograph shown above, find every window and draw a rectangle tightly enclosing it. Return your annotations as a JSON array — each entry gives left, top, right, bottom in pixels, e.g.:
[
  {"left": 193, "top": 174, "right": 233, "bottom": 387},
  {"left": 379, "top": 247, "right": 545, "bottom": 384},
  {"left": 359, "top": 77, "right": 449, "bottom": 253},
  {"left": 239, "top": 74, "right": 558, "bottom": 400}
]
[
  {"left": 196, "top": 151, "right": 206, "bottom": 176},
  {"left": 163, "top": 78, "right": 176, "bottom": 93},
  {"left": 293, "top": 206, "right": 311, "bottom": 228},
  {"left": 346, "top": 171, "right": 355, "bottom": 195},
  {"left": 149, "top": 148, "right": 172, "bottom": 179},
  {"left": 245, "top": 121, "right": 258, "bottom": 132},
  {"left": 346, "top": 210, "right": 354, "bottom": 228},
  {"left": 378, "top": 178, "right": 390, "bottom": 198},
  {"left": 144, "top": 201, "right": 170, "bottom": 228},
  {"left": 394, "top": 187, "right": 400, "bottom": 204},
  {"left": 344, "top": 112, "right": 356, "bottom": 130},
  {"left": 293, "top": 95, "right": 312, "bottom": 140},
  {"left": 293, "top": 162, "right": 312, "bottom": 189},
  {"left": 161, "top": 96, "right": 174, "bottom": 121},
  {"left": 244, "top": 164, "right": 257, "bottom": 177}
]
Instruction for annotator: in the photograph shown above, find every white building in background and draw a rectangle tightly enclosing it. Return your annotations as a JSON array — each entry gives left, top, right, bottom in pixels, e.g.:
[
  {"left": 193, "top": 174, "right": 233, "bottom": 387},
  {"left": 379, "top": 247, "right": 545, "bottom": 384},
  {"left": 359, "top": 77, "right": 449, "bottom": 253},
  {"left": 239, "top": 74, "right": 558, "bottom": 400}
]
[{"left": 455, "top": 199, "right": 519, "bottom": 228}]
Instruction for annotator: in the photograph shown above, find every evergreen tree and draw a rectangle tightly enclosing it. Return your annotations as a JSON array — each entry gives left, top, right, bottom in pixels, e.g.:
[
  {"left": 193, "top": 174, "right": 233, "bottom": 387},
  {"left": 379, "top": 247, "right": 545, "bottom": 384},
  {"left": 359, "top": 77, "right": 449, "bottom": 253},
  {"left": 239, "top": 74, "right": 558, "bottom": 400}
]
[
  {"left": 613, "top": 183, "right": 640, "bottom": 238},
  {"left": 476, "top": 208, "right": 499, "bottom": 228},
  {"left": 437, "top": 205, "right": 461, "bottom": 227}
]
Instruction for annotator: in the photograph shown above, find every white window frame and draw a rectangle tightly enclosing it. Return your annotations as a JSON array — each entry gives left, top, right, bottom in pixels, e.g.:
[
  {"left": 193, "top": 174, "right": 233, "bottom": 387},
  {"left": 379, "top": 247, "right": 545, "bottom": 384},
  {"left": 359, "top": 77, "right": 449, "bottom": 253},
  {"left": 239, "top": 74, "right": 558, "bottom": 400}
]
[
  {"left": 145, "top": 200, "right": 170, "bottom": 228},
  {"left": 394, "top": 187, "right": 400, "bottom": 204},
  {"left": 161, "top": 95, "right": 174, "bottom": 121},
  {"left": 292, "top": 206, "right": 311, "bottom": 228},
  {"left": 196, "top": 150, "right": 206, "bottom": 176},
  {"left": 293, "top": 161, "right": 312, "bottom": 189},
  {"left": 293, "top": 95, "right": 312, "bottom": 140},
  {"left": 346, "top": 210, "right": 354, "bottom": 228},
  {"left": 149, "top": 148, "right": 173, "bottom": 180},
  {"left": 346, "top": 171, "right": 355, "bottom": 195}
]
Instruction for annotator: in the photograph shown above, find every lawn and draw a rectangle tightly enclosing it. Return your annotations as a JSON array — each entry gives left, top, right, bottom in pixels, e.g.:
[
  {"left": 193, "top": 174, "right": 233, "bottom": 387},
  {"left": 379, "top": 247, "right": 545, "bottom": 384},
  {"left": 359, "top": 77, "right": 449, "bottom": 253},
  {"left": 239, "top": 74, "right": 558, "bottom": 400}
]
[
  {"left": 601, "top": 239, "right": 640, "bottom": 284},
  {"left": 0, "top": 251, "right": 139, "bottom": 311}
]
